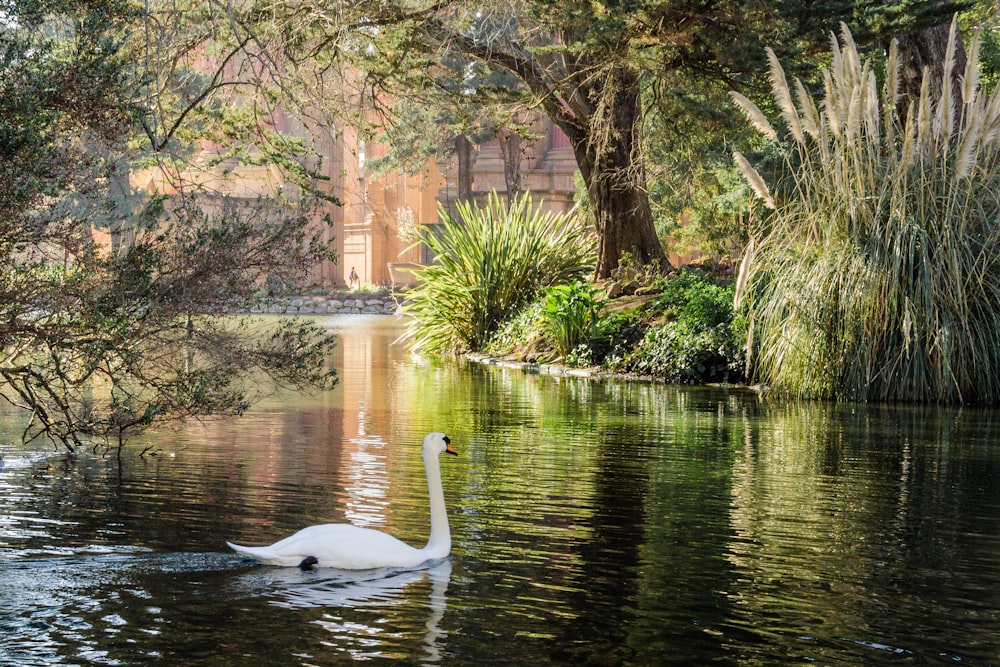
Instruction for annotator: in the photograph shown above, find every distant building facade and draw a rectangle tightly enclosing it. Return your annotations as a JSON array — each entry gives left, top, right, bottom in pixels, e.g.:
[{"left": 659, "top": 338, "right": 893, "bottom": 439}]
[{"left": 129, "top": 106, "right": 581, "bottom": 289}]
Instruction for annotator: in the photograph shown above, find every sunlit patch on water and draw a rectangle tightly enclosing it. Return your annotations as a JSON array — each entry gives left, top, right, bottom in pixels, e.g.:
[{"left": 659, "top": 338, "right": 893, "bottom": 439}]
[
  {"left": 0, "top": 550, "right": 222, "bottom": 666},
  {"left": 1, "top": 321, "right": 1000, "bottom": 665},
  {"left": 0, "top": 544, "right": 456, "bottom": 665},
  {"left": 0, "top": 451, "right": 65, "bottom": 471},
  {"left": 341, "top": 434, "right": 391, "bottom": 529}
]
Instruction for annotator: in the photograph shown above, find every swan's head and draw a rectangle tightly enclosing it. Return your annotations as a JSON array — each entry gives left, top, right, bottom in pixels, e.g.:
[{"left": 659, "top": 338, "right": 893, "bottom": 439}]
[{"left": 423, "top": 432, "right": 458, "bottom": 457}]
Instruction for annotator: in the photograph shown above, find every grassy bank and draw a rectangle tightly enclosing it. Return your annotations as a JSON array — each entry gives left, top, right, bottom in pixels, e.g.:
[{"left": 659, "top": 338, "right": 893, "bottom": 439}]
[{"left": 483, "top": 266, "right": 746, "bottom": 385}]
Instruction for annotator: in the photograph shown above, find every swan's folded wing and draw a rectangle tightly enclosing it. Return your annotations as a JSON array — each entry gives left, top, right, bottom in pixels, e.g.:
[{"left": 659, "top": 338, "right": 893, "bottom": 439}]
[{"left": 228, "top": 523, "right": 426, "bottom": 569}]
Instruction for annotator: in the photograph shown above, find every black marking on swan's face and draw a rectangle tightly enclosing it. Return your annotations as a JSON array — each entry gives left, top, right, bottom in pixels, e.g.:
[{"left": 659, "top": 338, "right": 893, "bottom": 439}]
[{"left": 299, "top": 556, "right": 319, "bottom": 571}]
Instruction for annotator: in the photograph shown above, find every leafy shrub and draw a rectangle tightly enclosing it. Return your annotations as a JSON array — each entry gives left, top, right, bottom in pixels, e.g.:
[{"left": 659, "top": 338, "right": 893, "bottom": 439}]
[
  {"left": 542, "top": 280, "right": 603, "bottom": 357},
  {"left": 656, "top": 268, "right": 732, "bottom": 326},
  {"left": 483, "top": 300, "right": 546, "bottom": 359},
  {"left": 401, "top": 192, "right": 596, "bottom": 353},
  {"left": 625, "top": 319, "right": 743, "bottom": 383},
  {"left": 606, "top": 269, "right": 745, "bottom": 383},
  {"left": 591, "top": 310, "right": 646, "bottom": 368}
]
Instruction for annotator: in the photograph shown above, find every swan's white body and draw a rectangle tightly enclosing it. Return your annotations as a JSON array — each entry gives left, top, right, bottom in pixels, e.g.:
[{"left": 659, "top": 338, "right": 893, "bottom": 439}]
[{"left": 227, "top": 432, "right": 456, "bottom": 569}]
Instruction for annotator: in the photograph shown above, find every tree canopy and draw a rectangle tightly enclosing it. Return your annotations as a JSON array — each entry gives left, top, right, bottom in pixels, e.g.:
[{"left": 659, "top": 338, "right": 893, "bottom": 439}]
[
  {"left": 0, "top": 0, "right": 338, "bottom": 451},
  {"left": 210, "top": 0, "right": 978, "bottom": 276}
]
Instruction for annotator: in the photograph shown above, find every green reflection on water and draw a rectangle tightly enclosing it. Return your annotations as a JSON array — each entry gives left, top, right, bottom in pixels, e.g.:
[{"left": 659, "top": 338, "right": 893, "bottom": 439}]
[{"left": 1, "top": 316, "right": 999, "bottom": 665}]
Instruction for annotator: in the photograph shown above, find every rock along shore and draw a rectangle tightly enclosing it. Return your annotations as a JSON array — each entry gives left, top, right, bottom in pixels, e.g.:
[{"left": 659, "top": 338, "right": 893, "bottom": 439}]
[{"left": 244, "top": 293, "right": 402, "bottom": 316}]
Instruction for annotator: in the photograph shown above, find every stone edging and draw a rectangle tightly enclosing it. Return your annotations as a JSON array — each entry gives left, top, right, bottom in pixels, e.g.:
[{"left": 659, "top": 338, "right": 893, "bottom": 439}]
[
  {"left": 247, "top": 294, "right": 402, "bottom": 315},
  {"left": 465, "top": 353, "right": 758, "bottom": 392},
  {"left": 464, "top": 353, "right": 599, "bottom": 378}
]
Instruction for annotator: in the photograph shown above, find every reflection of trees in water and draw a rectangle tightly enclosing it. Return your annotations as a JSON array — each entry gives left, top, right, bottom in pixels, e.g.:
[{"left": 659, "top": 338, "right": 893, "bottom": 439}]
[
  {"left": 7, "top": 327, "right": 1000, "bottom": 664},
  {"left": 726, "top": 400, "right": 1000, "bottom": 662},
  {"left": 396, "top": 358, "right": 1000, "bottom": 662},
  {"left": 395, "top": 359, "right": 755, "bottom": 662}
]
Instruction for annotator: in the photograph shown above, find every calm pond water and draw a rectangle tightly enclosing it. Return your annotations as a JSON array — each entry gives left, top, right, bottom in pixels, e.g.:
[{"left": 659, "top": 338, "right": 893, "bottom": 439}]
[{"left": 2, "top": 315, "right": 999, "bottom": 666}]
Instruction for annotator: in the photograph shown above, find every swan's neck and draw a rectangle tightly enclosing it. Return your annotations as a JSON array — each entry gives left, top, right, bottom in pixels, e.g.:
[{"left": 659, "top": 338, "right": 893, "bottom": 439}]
[{"left": 421, "top": 453, "right": 451, "bottom": 559}]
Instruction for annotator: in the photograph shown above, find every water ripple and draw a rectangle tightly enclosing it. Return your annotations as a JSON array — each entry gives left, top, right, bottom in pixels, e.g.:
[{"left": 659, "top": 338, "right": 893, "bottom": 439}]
[{"left": 1, "top": 325, "right": 999, "bottom": 665}]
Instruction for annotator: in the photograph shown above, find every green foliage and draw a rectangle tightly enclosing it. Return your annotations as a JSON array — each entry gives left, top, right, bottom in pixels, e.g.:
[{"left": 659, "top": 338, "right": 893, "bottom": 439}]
[
  {"left": 401, "top": 192, "right": 596, "bottom": 353},
  {"left": 0, "top": 1, "right": 134, "bottom": 223},
  {"left": 650, "top": 163, "right": 746, "bottom": 260},
  {"left": 483, "top": 300, "right": 547, "bottom": 359},
  {"left": 542, "top": 280, "right": 603, "bottom": 358},
  {"left": 0, "top": 2, "right": 339, "bottom": 451},
  {"left": 641, "top": 1, "right": 976, "bottom": 267},
  {"left": 608, "top": 270, "right": 745, "bottom": 383},
  {"left": 347, "top": 282, "right": 391, "bottom": 297},
  {"left": 733, "top": 21, "right": 1000, "bottom": 403},
  {"left": 961, "top": 1, "right": 1000, "bottom": 88},
  {"left": 659, "top": 271, "right": 735, "bottom": 329},
  {"left": 623, "top": 324, "right": 739, "bottom": 383},
  {"left": 853, "top": 0, "right": 968, "bottom": 38},
  {"left": 480, "top": 268, "right": 745, "bottom": 381},
  {"left": 586, "top": 309, "right": 643, "bottom": 370}
]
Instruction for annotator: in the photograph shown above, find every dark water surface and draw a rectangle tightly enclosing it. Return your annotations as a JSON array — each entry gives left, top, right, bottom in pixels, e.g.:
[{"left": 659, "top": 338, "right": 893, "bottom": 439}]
[{"left": 2, "top": 315, "right": 999, "bottom": 665}]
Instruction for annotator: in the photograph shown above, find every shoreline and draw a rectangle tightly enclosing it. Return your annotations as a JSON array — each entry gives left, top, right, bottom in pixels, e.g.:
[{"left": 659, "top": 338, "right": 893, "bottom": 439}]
[
  {"left": 246, "top": 297, "right": 753, "bottom": 392},
  {"left": 464, "top": 351, "right": 754, "bottom": 391},
  {"left": 241, "top": 291, "right": 402, "bottom": 315}
]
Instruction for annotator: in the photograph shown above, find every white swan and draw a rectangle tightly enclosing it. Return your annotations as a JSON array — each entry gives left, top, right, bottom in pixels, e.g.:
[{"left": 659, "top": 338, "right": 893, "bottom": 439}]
[{"left": 227, "top": 432, "right": 457, "bottom": 569}]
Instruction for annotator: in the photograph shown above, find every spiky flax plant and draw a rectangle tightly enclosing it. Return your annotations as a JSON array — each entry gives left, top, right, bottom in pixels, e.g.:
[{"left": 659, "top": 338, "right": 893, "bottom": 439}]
[
  {"left": 401, "top": 192, "right": 596, "bottom": 353},
  {"left": 733, "top": 19, "right": 1000, "bottom": 403}
]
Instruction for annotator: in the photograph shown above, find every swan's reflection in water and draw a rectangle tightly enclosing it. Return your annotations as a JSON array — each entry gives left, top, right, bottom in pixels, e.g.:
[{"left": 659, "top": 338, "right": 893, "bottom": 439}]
[{"left": 236, "top": 558, "right": 452, "bottom": 662}]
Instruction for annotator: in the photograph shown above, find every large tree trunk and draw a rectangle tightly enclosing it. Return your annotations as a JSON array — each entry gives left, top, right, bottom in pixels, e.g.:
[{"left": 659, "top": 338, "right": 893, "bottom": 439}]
[
  {"left": 576, "top": 147, "right": 665, "bottom": 278},
  {"left": 896, "top": 18, "right": 967, "bottom": 108},
  {"left": 878, "top": 1, "right": 967, "bottom": 108},
  {"left": 565, "top": 67, "right": 668, "bottom": 279}
]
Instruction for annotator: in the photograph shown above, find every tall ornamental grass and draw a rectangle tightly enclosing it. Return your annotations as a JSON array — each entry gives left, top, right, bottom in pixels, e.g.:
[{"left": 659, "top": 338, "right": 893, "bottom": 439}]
[
  {"left": 401, "top": 193, "right": 596, "bottom": 353},
  {"left": 732, "top": 20, "right": 1000, "bottom": 403}
]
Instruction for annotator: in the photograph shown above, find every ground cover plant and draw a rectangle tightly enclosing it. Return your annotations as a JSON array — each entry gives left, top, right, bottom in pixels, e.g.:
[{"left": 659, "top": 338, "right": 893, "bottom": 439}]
[
  {"left": 484, "top": 267, "right": 745, "bottom": 384},
  {"left": 603, "top": 270, "right": 745, "bottom": 383}
]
